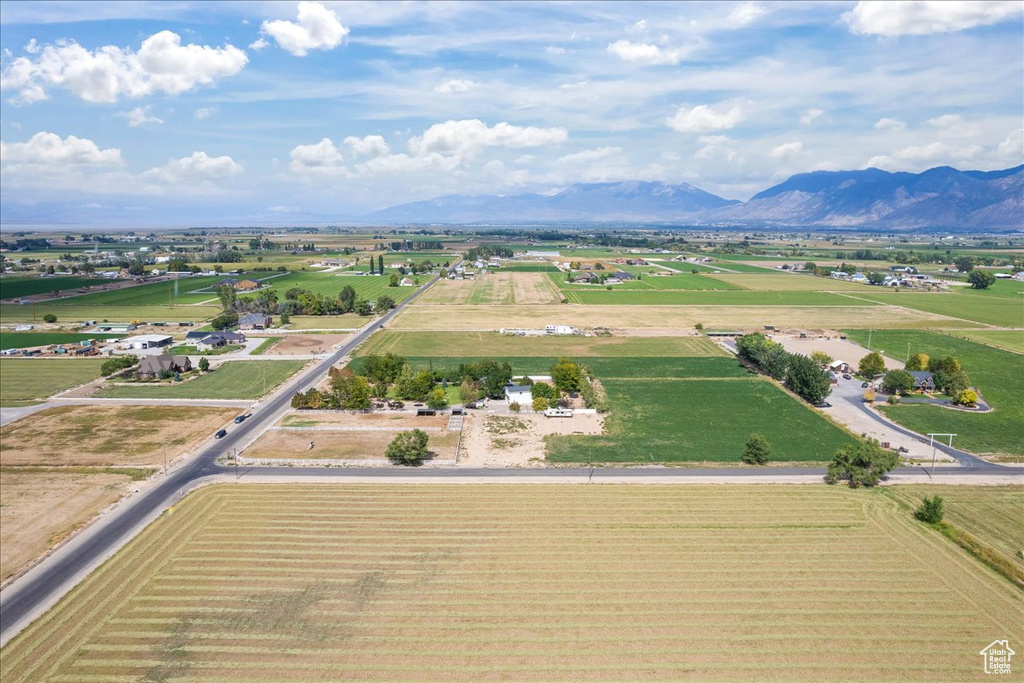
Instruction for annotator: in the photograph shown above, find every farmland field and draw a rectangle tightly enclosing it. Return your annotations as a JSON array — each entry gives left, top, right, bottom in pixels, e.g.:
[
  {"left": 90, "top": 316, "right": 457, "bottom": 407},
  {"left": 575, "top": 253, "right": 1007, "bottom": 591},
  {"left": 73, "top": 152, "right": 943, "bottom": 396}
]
[
  {"left": 355, "top": 331, "right": 725, "bottom": 358},
  {"left": 553, "top": 272, "right": 742, "bottom": 291},
  {"left": 702, "top": 273, "right": 877, "bottom": 291},
  {"left": 0, "top": 331, "right": 121, "bottom": 348},
  {"left": 94, "top": 360, "right": 306, "bottom": 399},
  {"left": 0, "top": 303, "right": 222, "bottom": 324},
  {"left": 350, "top": 355, "right": 748, "bottom": 379},
  {"left": 0, "top": 405, "right": 239, "bottom": 466},
  {"left": 0, "top": 358, "right": 105, "bottom": 404},
  {"left": 2, "top": 484, "right": 1019, "bottom": 681},
  {"left": 948, "top": 329, "right": 1024, "bottom": 353},
  {"left": 0, "top": 276, "right": 123, "bottom": 299},
  {"left": 559, "top": 290, "right": 878, "bottom": 306},
  {"left": 264, "top": 271, "right": 416, "bottom": 304},
  {"left": 419, "top": 272, "right": 561, "bottom": 305},
  {"left": 547, "top": 377, "right": 853, "bottom": 462},
  {"left": 389, "top": 303, "right": 961, "bottom": 331},
  {"left": 842, "top": 284, "right": 1024, "bottom": 327},
  {"left": 844, "top": 329, "right": 1024, "bottom": 457},
  {"left": 30, "top": 275, "right": 225, "bottom": 307}
]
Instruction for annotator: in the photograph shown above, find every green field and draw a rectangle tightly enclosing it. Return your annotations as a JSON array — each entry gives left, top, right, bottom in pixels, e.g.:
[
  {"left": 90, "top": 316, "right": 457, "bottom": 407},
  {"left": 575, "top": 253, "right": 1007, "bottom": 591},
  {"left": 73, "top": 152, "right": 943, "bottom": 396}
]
[
  {"left": 94, "top": 360, "right": 306, "bottom": 399},
  {"left": 0, "top": 275, "right": 123, "bottom": 299},
  {"left": 0, "top": 331, "right": 121, "bottom": 348},
  {"left": 553, "top": 273, "right": 741, "bottom": 291},
  {"left": 356, "top": 331, "right": 726, "bottom": 358},
  {"left": 31, "top": 275, "right": 225, "bottom": 308},
  {"left": 947, "top": 329, "right": 1024, "bottom": 353},
  {"left": 547, "top": 377, "right": 853, "bottom": 463},
  {"left": 883, "top": 485, "right": 1024, "bottom": 584},
  {"left": 495, "top": 263, "right": 560, "bottom": 272},
  {"left": 844, "top": 329, "right": 1024, "bottom": 457},
  {"left": 844, "top": 282, "right": 1024, "bottom": 327},
  {"left": 0, "top": 358, "right": 106, "bottom": 404},
  {"left": 3, "top": 484, "right": 1018, "bottom": 681},
  {"left": 266, "top": 271, "right": 416, "bottom": 304},
  {"left": 561, "top": 290, "right": 878, "bottom": 306},
  {"left": 0, "top": 303, "right": 222, "bottom": 324}
]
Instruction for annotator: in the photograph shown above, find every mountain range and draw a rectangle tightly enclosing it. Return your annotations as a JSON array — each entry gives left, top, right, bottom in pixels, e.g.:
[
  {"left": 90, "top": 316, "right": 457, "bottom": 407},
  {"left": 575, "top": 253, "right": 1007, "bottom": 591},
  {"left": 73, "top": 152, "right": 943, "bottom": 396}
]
[{"left": 367, "top": 165, "right": 1024, "bottom": 230}]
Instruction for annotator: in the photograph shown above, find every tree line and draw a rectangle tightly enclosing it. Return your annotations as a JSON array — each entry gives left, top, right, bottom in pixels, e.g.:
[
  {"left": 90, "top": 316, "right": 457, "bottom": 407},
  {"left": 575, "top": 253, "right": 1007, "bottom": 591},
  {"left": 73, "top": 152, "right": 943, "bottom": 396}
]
[{"left": 736, "top": 333, "right": 832, "bottom": 405}]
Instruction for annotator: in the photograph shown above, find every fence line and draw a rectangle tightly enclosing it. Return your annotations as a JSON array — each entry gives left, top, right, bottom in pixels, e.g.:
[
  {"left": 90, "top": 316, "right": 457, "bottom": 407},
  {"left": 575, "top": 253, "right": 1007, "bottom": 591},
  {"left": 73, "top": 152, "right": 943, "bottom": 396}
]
[{"left": 271, "top": 426, "right": 443, "bottom": 432}]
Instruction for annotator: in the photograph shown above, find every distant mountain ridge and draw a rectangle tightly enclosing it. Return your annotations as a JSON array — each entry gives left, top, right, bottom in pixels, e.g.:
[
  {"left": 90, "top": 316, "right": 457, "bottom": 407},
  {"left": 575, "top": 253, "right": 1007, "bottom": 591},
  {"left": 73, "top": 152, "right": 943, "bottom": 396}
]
[{"left": 366, "top": 165, "right": 1024, "bottom": 230}]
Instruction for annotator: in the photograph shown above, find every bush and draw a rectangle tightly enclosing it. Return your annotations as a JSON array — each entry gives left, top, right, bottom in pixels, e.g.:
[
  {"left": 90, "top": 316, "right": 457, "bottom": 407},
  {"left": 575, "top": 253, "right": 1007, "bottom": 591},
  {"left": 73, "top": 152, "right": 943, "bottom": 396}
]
[
  {"left": 198, "top": 357, "right": 210, "bottom": 372},
  {"left": 858, "top": 352, "right": 886, "bottom": 377},
  {"left": 385, "top": 429, "right": 429, "bottom": 466},
  {"left": 509, "top": 402, "right": 521, "bottom": 413},
  {"left": 863, "top": 389, "right": 875, "bottom": 402},
  {"left": 532, "top": 396, "right": 549, "bottom": 412},
  {"left": 531, "top": 382, "right": 555, "bottom": 401},
  {"left": 42, "top": 313, "right": 57, "bottom": 323},
  {"left": 825, "top": 438, "right": 899, "bottom": 488},
  {"left": 955, "top": 389, "right": 978, "bottom": 406},
  {"left": 914, "top": 495, "right": 944, "bottom": 524},
  {"left": 101, "top": 354, "right": 138, "bottom": 376},
  {"left": 887, "top": 394, "right": 900, "bottom": 405},
  {"left": 426, "top": 386, "right": 449, "bottom": 410},
  {"left": 741, "top": 433, "right": 771, "bottom": 465},
  {"left": 211, "top": 311, "right": 238, "bottom": 330}
]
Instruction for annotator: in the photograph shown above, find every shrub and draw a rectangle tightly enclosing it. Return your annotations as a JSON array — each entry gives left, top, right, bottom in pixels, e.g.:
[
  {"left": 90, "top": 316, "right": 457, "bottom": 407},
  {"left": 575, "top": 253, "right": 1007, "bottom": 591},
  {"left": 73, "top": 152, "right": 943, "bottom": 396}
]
[
  {"left": 42, "top": 313, "right": 57, "bottom": 323},
  {"left": 955, "top": 389, "right": 978, "bottom": 406},
  {"left": 509, "top": 402, "right": 521, "bottom": 413},
  {"left": 532, "top": 396, "right": 549, "bottom": 412},
  {"left": 863, "top": 389, "right": 875, "bottom": 402},
  {"left": 887, "top": 394, "right": 900, "bottom": 405},
  {"left": 825, "top": 438, "right": 899, "bottom": 488},
  {"left": 100, "top": 354, "right": 138, "bottom": 376},
  {"left": 426, "top": 386, "right": 449, "bottom": 410},
  {"left": 741, "top": 433, "right": 771, "bottom": 465},
  {"left": 914, "top": 495, "right": 944, "bottom": 524},
  {"left": 531, "top": 382, "right": 555, "bottom": 400},
  {"left": 198, "top": 357, "right": 210, "bottom": 372},
  {"left": 385, "top": 429, "right": 429, "bottom": 466}
]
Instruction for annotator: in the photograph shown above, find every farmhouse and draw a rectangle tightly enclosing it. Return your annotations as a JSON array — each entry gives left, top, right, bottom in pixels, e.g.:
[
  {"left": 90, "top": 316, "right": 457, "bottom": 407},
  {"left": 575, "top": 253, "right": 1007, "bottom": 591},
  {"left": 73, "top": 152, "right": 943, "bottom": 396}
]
[
  {"left": 124, "top": 334, "right": 173, "bottom": 350},
  {"left": 572, "top": 272, "right": 599, "bottom": 284},
  {"left": 137, "top": 354, "right": 192, "bottom": 379},
  {"left": 239, "top": 313, "right": 272, "bottom": 330},
  {"left": 612, "top": 271, "right": 635, "bottom": 281},
  {"left": 908, "top": 371, "right": 936, "bottom": 392},
  {"left": 234, "top": 279, "right": 261, "bottom": 291},
  {"left": 504, "top": 383, "right": 533, "bottom": 404},
  {"left": 400, "top": 277, "right": 415, "bottom": 286}
]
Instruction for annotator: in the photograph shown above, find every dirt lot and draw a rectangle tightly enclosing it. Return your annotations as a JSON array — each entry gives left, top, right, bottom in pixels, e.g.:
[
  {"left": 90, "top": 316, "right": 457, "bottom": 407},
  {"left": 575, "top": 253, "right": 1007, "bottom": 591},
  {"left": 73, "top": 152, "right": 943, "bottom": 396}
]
[
  {"left": 260, "top": 334, "right": 350, "bottom": 355},
  {"left": 0, "top": 405, "right": 239, "bottom": 466},
  {"left": 391, "top": 303, "right": 964, "bottom": 331},
  {"left": 774, "top": 333, "right": 904, "bottom": 370},
  {"left": 0, "top": 469, "right": 139, "bottom": 583},
  {"left": 459, "top": 412, "right": 605, "bottom": 466}
]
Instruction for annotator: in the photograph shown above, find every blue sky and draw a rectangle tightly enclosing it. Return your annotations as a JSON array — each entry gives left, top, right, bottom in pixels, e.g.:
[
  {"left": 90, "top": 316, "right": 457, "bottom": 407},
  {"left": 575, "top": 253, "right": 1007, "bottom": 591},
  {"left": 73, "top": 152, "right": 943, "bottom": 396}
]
[{"left": 1, "top": 0, "right": 1021, "bottom": 226}]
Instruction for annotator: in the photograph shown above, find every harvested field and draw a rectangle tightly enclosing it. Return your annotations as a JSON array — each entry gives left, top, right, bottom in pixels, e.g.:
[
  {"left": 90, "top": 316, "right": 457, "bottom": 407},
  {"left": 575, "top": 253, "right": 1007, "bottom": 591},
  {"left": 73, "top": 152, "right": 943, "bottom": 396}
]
[
  {"left": 460, "top": 413, "right": 604, "bottom": 466},
  {"left": 390, "top": 304, "right": 967, "bottom": 331},
  {"left": 419, "top": 272, "right": 561, "bottom": 305},
  {"left": 703, "top": 273, "right": 875, "bottom": 291},
  {"left": 0, "top": 303, "right": 221, "bottom": 324},
  {"left": 260, "top": 334, "right": 350, "bottom": 355},
  {"left": 0, "top": 405, "right": 239, "bottom": 466},
  {"left": 356, "top": 331, "right": 724, "bottom": 358},
  {"left": 561, "top": 290, "right": 875, "bottom": 306},
  {"left": 0, "top": 468, "right": 147, "bottom": 583},
  {"left": 2, "top": 484, "right": 1020, "bottom": 681},
  {"left": 0, "top": 358, "right": 105, "bottom": 404}
]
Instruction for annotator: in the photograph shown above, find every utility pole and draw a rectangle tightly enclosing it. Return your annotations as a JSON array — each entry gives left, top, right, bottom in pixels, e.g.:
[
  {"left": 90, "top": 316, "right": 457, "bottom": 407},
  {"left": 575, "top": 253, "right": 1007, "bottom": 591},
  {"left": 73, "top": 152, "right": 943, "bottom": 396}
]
[
  {"left": 867, "top": 329, "right": 874, "bottom": 350},
  {"left": 906, "top": 342, "right": 911, "bottom": 364}
]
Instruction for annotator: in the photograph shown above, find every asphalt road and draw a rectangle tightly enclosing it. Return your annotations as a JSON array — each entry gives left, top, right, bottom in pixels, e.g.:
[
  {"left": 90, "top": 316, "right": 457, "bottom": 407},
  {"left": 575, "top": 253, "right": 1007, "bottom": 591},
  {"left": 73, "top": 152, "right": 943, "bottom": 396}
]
[{"left": 0, "top": 279, "right": 1016, "bottom": 644}]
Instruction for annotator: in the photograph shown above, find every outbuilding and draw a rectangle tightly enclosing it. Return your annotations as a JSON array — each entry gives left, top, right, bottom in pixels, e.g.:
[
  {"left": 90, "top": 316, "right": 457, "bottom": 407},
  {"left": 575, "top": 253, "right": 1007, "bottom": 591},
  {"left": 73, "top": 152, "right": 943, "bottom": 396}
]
[{"left": 125, "top": 334, "right": 173, "bottom": 350}]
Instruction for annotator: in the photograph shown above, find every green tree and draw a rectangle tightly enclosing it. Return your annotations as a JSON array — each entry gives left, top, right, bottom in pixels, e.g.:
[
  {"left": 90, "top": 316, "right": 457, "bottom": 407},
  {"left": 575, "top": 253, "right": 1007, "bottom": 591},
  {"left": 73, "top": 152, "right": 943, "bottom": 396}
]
[
  {"left": 371, "top": 381, "right": 390, "bottom": 400},
  {"left": 198, "top": 357, "right": 210, "bottom": 372},
  {"left": 530, "top": 382, "right": 555, "bottom": 400},
  {"left": 953, "top": 256, "right": 974, "bottom": 273},
  {"left": 354, "top": 299, "right": 373, "bottom": 316},
  {"left": 785, "top": 354, "right": 832, "bottom": 405},
  {"left": 279, "top": 311, "right": 290, "bottom": 325},
  {"left": 809, "top": 351, "right": 833, "bottom": 368},
  {"left": 217, "top": 283, "right": 237, "bottom": 310},
  {"left": 42, "top": 313, "right": 57, "bottom": 323},
  {"left": 904, "top": 352, "right": 929, "bottom": 371},
  {"left": 967, "top": 270, "right": 996, "bottom": 289},
  {"left": 101, "top": 354, "right": 138, "bottom": 376},
  {"left": 881, "top": 369, "right": 914, "bottom": 394},
  {"left": 385, "top": 429, "right": 429, "bottom": 466},
  {"left": 460, "top": 379, "right": 483, "bottom": 405},
  {"left": 867, "top": 271, "right": 886, "bottom": 285},
  {"left": 338, "top": 285, "right": 357, "bottom": 312},
  {"left": 532, "top": 396, "right": 549, "bottom": 412},
  {"left": 741, "top": 433, "right": 771, "bottom": 465},
  {"left": 330, "top": 371, "right": 371, "bottom": 410},
  {"left": 362, "top": 353, "right": 407, "bottom": 384},
  {"left": 858, "top": 351, "right": 886, "bottom": 377},
  {"left": 551, "top": 358, "right": 582, "bottom": 393},
  {"left": 914, "top": 495, "right": 944, "bottom": 523},
  {"left": 935, "top": 368, "right": 970, "bottom": 396},
  {"left": 825, "top": 438, "right": 899, "bottom": 488},
  {"left": 389, "top": 273, "right": 399, "bottom": 287},
  {"left": 426, "top": 386, "right": 449, "bottom": 410},
  {"left": 378, "top": 255, "right": 384, "bottom": 274},
  {"left": 211, "top": 311, "right": 238, "bottom": 330},
  {"left": 375, "top": 295, "right": 396, "bottom": 312},
  {"left": 291, "top": 391, "right": 307, "bottom": 409}
]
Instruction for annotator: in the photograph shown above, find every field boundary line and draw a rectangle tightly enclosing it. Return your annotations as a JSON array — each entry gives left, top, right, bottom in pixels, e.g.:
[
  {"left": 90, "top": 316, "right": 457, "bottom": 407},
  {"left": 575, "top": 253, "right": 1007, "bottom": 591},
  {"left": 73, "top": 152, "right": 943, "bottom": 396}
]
[{"left": 271, "top": 426, "right": 443, "bottom": 432}]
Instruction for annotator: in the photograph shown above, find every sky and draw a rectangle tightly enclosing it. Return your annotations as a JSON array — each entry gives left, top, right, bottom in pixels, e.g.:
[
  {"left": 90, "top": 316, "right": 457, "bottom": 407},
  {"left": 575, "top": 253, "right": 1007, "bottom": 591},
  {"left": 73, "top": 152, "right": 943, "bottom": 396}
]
[{"left": 0, "top": 0, "right": 1022, "bottom": 226}]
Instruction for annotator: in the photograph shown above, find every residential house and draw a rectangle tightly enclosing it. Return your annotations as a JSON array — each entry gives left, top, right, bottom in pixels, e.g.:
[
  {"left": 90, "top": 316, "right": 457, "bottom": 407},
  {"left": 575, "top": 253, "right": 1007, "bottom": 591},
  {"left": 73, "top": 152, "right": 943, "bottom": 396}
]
[
  {"left": 239, "top": 313, "right": 271, "bottom": 330},
  {"left": 908, "top": 371, "right": 936, "bottom": 392},
  {"left": 196, "top": 330, "right": 246, "bottom": 351},
  {"left": 504, "top": 383, "right": 533, "bottom": 405},
  {"left": 234, "top": 279, "right": 261, "bottom": 291},
  {"left": 828, "top": 360, "right": 849, "bottom": 373},
  {"left": 612, "top": 271, "right": 635, "bottom": 281},
  {"left": 572, "top": 272, "right": 599, "bottom": 284},
  {"left": 137, "top": 354, "right": 192, "bottom": 379},
  {"left": 219, "top": 278, "right": 239, "bottom": 287},
  {"left": 400, "top": 277, "right": 415, "bottom": 286}
]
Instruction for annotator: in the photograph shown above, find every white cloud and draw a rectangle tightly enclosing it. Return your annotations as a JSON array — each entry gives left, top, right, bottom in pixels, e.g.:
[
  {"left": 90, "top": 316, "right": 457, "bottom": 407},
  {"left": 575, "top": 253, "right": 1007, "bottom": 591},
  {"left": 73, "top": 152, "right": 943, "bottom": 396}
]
[
  {"left": 800, "top": 108, "right": 824, "bottom": 125},
  {"left": 725, "top": 2, "right": 767, "bottom": 28},
  {"left": 926, "top": 113, "right": 980, "bottom": 137},
  {"left": 555, "top": 146, "right": 622, "bottom": 165},
  {"left": 866, "top": 141, "right": 984, "bottom": 169},
  {"left": 0, "top": 31, "right": 247, "bottom": 105},
  {"left": 344, "top": 135, "right": 390, "bottom": 158},
  {"left": 289, "top": 137, "right": 345, "bottom": 173},
  {"left": 607, "top": 40, "right": 681, "bottom": 66},
  {"left": 142, "top": 151, "right": 242, "bottom": 183},
  {"left": 407, "top": 119, "right": 568, "bottom": 157},
  {"left": 121, "top": 105, "right": 163, "bottom": 127},
  {"left": 995, "top": 129, "right": 1023, "bottom": 160},
  {"left": 874, "top": 117, "right": 907, "bottom": 131},
  {"left": 260, "top": 2, "right": 349, "bottom": 57},
  {"left": 24, "top": 39, "right": 40, "bottom": 54},
  {"left": 626, "top": 20, "right": 648, "bottom": 34},
  {"left": 249, "top": 37, "right": 270, "bottom": 50},
  {"left": 694, "top": 135, "right": 739, "bottom": 161},
  {"left": 667, "top": 103, "right": 744, "bottom": 133},
  {"left": 770, "top": 141, "right": 803, "bottom": 159},
  {"left": 844, "top": 1, "right": 1021, "bottom": 36},
  {"left": 193, "top": 106, "right": 218, "bottom": 120},
  {"left": 434, "top": 78, "right": 478, "bottom": 94},
  {"left": 0, "top": 131, "right": 122, "bottom": 167},
  {"left": 545, "top": 46, "right": 566, "bottom": 55},
  {"left": 559, "top": 80, "right": 589, "bottom": 90}
]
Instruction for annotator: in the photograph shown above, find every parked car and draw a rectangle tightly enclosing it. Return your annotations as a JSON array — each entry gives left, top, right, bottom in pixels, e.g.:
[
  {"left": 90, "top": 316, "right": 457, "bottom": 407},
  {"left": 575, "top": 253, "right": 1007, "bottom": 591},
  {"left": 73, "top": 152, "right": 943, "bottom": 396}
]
[
  {"left": 861, "top": 381, "right": 869, "bottom": 388},
  {"left": 234, "top": 413, "right": 249, "bottom": 424},
  {"left": 842, "top": 374, "right": 852, "bottom": 380},
  {"left": 214, "top": 429, "right": 227, "bottom": 439}
]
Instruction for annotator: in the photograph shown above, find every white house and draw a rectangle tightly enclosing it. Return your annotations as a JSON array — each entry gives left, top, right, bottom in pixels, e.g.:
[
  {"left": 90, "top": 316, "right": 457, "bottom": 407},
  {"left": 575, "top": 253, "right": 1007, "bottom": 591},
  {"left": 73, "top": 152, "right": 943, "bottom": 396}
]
[
  {"left": 504, "top": 383, "right": 533, "bottom": 404},
  {"left": 545, "top": 324, "right": 575, "bottom": 335}
]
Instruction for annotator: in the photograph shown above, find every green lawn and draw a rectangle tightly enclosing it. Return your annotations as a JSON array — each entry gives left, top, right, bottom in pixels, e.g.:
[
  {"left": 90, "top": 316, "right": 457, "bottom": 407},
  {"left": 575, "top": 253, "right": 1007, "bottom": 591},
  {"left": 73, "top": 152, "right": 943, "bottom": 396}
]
[
  {"left": 0, "top": 358, "right": 106, "bottom": 403},
  {"left": 947, "top": 329, "right": 1024, "bottom": 354},
  {"left": 561, "top": 290, "right": 879, "bottom": 306},
  {"left": 265, "top": 271, "right": 416, "bottom": 304},
  {"left": 249, "top": 337, "right": 282, "bottom": 355},
  {"left": 843, "top": 282, "right": 1024, "bottom": 327},
  {"left": 0, "top": 332, "right": 121, "bottom": 348},
  {"left": 0, "top": 276, "right": 123, "bottom": 299},
  {"left": 94, "top": 360, "right": 306, "bottom": 399},
  {"left": 844, "top": 329, "right": 1024, "bottom": 457},
  {"left": 0, "top": 304, "right": 222, "bottom": 324},
  {"left": 546, "top": 377, "right": 854, "bottom": 463}
]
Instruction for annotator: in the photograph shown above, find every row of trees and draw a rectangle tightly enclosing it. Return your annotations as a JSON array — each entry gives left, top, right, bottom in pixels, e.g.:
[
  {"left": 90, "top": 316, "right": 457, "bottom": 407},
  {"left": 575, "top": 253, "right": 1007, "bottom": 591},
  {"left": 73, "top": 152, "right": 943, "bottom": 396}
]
[{"left": 736, "top": 333, "right": 832, "bottom": 405}]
